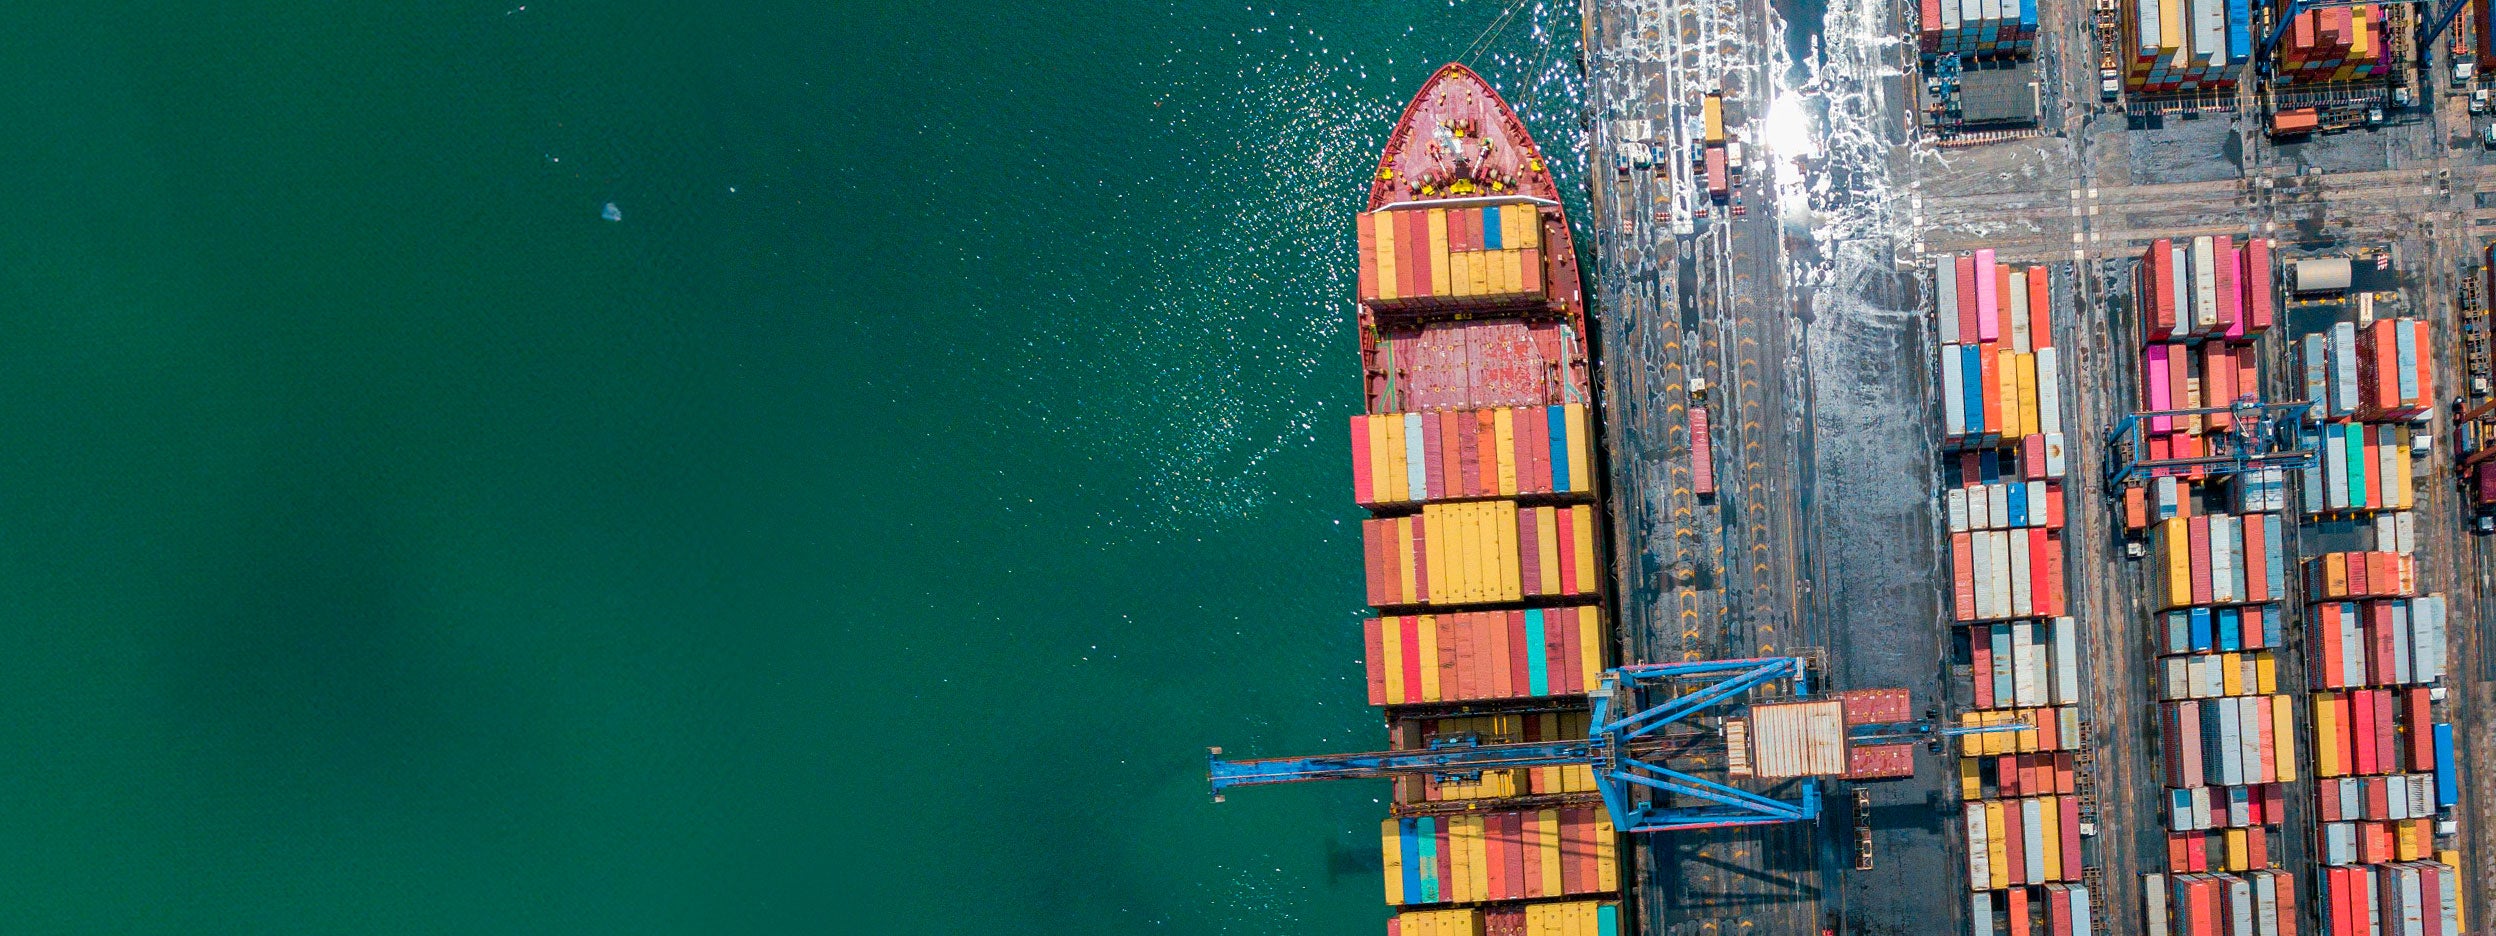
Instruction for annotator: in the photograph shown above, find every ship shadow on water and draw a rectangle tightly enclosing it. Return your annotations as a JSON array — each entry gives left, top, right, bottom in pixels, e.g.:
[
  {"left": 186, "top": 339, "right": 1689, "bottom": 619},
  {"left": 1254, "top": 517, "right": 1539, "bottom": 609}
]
[{"left": 1326, "top": 836, "right": 1382, "bottom": 885}]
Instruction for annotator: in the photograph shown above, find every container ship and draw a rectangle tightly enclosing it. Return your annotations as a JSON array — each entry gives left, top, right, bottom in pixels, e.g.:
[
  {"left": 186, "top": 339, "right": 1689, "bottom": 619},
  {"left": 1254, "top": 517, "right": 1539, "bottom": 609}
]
[{"left": 1345, "top": 64, "right": 1624, "bottom": 936}]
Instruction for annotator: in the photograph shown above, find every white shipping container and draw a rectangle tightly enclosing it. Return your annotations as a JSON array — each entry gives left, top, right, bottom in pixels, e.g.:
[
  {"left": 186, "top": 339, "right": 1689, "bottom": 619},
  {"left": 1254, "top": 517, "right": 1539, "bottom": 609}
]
[
  {"left": 2042, "top": 432, "right": 2067, "bottom": 478},
  {"left": 1972, "top": 892, "right": 1997, "bottom": 936},
  {"left": 2163, "top": 656, "right": 2190, "bottom": 700},
  {"left": 2009, "top": 270, "right": 2032, "bottom": 353},
  {"left": 1971, "top": 484, "right": 1993, "bottom": 530},
  {"left": 2239, "top": 696, "right": 2263, "bottom": 784},
  {"left": 2012, "top": 621, "right": 2037, "bottom": 706},
  {"left": 1937, "top": 259, "right": 1960, "bottom": 345},
  {"left": 2389, "top": 603, "right": 2412, "bottom": 685},
  {"left": 2027, "top": 481, "right": 2048, "bottom": 529},
  {"left": 2193, "top": 238, "right": 2220, "bottom": 332},
  {"left": 2324, "top": 822, "right": 2355, "bottom": 865},
  {"left": 2228, "top": 876, "right": 2255, "bottom": 936},
  {"left": 2437, "top": 865, "right": 2461, "bottom": 936},
  {"left": 2210, "top": 515, "right": 2237, "bottom": 604},
  {"left": 2415, "top": 596, "right": 2447, "bottom": 682},
  {"left": 2071, "top": 885, "right": 2093, "bottom": 936},
  {"left": 1988, "top": 484, "right": 2009, "bottom": 531},
  {"left": 2053, "top": 616, "right": 2080, "bottom": 705},
  {"left": 2254, "top": 873, "right": 2280, "bottom": 936},
  {"left": 2398, "top": 865, "right": 2424, "bottom": 936},
  {"left": 1948, "top": 487, "right": 1970, "bottom": 533},
  {"left": 2022, "top": 798, "right": 2046, "bottom": 884},
  {"left": 2396, "top": 510, "right": 2415, "bottom": 554},
  {"left": 2037, "top": 348, "right": 2063, "bottom": 436},
  {"left": 1943, "top": 345, "right": 1967, "bottom": 437},
  {"left": 2145, "top": 875, "right": 2171, "bottom": 936},
  {"left": 2192, "top": 785, "right": 2213, "bottom": 830},
  {"left": 1966, "top": 803, "right": 1989, "bottom": 890},
  {"left": 1972, "top": 531, "right": 1997, "bottom": 619},
  {"left": 1989, "top": 531, "right": 2014, "bottom": 621}
]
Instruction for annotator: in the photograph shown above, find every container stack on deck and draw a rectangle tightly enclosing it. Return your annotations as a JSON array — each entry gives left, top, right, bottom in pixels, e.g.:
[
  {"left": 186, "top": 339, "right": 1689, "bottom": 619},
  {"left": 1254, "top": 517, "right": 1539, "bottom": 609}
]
[
  {"left": 2119, "top": 0, "right": 2251, "bottom": 92},
  {"left": 2272, "top": 4, "right": 2393, "bottom": 84},
  {"left": 2460, "top": 251, "right": 2496, "bottom": 508},
  {"left": 1352, "top": 198, "right": 1624, "bottom": 936},
  {"left": 1931, "top": 251, "right": 2095, "bottom": 936},
  {"left": 2287, "top": 281, "right": 2464, "bottom": 936},
  {"left": 1918, "top": 0, "right": 2040, "bottom": 60},
  {"left": 2120, "top": 236, "right": 2308, "bottom": 936}
]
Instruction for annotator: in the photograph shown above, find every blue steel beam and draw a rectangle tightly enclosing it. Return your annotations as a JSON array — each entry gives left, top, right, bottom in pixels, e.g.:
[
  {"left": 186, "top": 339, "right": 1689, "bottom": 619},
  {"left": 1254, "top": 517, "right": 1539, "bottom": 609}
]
[{"left": 1209, "top": 739, "right": 1596, "bottom": 794}]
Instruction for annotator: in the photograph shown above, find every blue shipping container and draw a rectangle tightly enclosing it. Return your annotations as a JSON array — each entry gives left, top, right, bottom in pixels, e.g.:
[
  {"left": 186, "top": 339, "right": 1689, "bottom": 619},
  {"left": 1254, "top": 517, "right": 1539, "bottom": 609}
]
[{"left": 2435, "top": 723, "right": 2457, "bottom": 809}]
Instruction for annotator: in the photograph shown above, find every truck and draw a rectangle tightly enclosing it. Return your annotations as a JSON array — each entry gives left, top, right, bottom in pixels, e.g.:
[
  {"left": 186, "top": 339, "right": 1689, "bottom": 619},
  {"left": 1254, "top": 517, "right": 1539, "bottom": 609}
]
[{"left": 1691, "top": 378, "right": 1716, "bottom": 497}]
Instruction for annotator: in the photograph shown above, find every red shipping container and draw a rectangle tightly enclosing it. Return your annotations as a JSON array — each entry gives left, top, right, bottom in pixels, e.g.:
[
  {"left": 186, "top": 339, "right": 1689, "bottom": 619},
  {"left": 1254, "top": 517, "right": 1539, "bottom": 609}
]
[
  {"left": 1953, "top": 533, "right": 1977, "bottom": 621},
  {"left": 1422, "top": 414, "right": 1445, "bottom": 499},
  {"left": 2023, "top": 433, "right": 2046, "bottom": 479},
  {"left": 2008, "top": 886, "right": 2031, "bottom": 936},
  {"left": 2041, "top": 530, "right": 2065, "bottom": 616},
  {"left": 2354, "top": 690, "right": 2379, "bottom": 775},
  {"left": 2004, "top": 806, "right": 2026, "bottom": 884},
  {"left": 1957, "top": 256, "right": 1980, "bottom": 342},
  {"left": 2189, "top": 516, "right": 2214, "bottom": 605},
  {"left": 1973, "top": 634, "right": 1995, "bottom": 708},
  {"left": 1363, "top": 619, "right": 1387, "bottom": 705},
  {"left": 2244, "top": 517, "right": 2268, "bottom": 603},
  {"left": 1473, "top": 410, "right": 1498, "bottom": 497},
  {"left": 2058, "top": 796, "right": 2081, "bottom": 878},
  {"left": 2246, "top": 239, "right": 2273, "bottom": 331},
  {"left": 2373, "top": 690, "right": 2397, "bottom": 775},
  {"left": 1399, "top": 618, "right": 1424, "bottom": 700},
  {"left": 2166, "top": 834, "right": 2188, "bottom": 873},
  {"left": 2407, "top": 687, "right": 2434, "bottom": 770},
  {"left": 1554, "top": 507, "right": 1578, "bottom": 595},
  {"left": 2028, "top": 269, "right": 2053, "bottom": 350},
  {"left": 1351, "top": 415, "right": 1375, "bottom": 504}
]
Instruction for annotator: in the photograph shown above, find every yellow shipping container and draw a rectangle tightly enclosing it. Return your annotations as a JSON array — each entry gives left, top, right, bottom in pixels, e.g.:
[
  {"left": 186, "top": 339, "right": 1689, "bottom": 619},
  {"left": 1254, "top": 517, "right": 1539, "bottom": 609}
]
[
  {"left": 2221, "top": 653, "right": 2243, "bottom": 696},
  {"left": 1400, "top": 908, "right": 1484, "bottom": 936},
  {"left": 1497, "top": 501, "right": 1523, "bottom": 601},
  {"left": 1570, "top": 505, "right": 1597, "bottom": 593},
  {"left": 2158, "top": 0, "right": 2181, "bottom": 53},
  {"left": 2160, "top": 517, "right": 2192, "bottom": 608},
  {"left": 2314, "top": 695, "right": 2341, "bottom": 777},
  {"left": 1959, "top": 758, "right": 1983, "bottom": 800},
  {"left": 1564, "top": 405, "right": 1592, "bottom": 493},
  {"left": 2271, "top": 694, "right": 2298, "bottom": 781},
  {"left": 1375, "top": 212, "right": 1402, "bottom": 301},
  {"left": 2394, "top": 438, "right": 2414, "bottom": 508},
  {"left": 1579, "top": 608, "right": 1604, "bottom": 693},
  {"left": 2225, "top": 828, "right": 2248, "bottom": 871},
  {"left": 2040, "top": 796, "right": 2062, "bottom": 880},
  {"left": 1985, "top": 801, "right": 2011, "bottom": 889},
  {"left": 1536, "top": 507, "right": 1562, "bottom": 594},
  {"left": 1594, "top": 813, "right": 1619, "bottom": 890},
  {"left": 1381, "top": 616, "right": 1407, "bottom": 701},
  {"left": 1382, "top": 818, "right": 1406, "bottom": 904},
  {"left": 1416, "top": 615, "right": 1443, "bottom": 701},
  {"left": 2255, "top": 653, "right": 2277, "bottom": 694}
]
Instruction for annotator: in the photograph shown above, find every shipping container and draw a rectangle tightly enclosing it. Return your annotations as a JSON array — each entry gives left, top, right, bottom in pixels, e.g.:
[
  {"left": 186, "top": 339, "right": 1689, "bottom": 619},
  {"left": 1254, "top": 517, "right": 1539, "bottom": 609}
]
[{"left": 1381, "top": 807, "right": 1618, "bottom": 906}]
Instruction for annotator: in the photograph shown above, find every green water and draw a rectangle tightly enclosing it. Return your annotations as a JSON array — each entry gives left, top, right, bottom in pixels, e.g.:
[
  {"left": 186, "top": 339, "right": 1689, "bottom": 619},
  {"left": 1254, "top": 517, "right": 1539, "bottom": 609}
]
[{"left": 0, "top": 2, "right": 1579, "bottom": 931}]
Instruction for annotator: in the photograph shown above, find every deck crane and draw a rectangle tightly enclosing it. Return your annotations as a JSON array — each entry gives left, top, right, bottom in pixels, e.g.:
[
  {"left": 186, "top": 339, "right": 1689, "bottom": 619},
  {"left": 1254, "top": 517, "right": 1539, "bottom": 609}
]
[{"left": 1208, "top": 656, "right": 2029, "bottom": 834}]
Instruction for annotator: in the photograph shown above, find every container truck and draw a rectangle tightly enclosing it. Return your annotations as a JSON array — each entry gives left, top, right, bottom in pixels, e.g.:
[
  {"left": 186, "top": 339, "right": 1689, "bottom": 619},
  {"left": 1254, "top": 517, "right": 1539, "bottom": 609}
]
[{"left": 1691, "top": 379, "right": 1717, "bottom": 497}]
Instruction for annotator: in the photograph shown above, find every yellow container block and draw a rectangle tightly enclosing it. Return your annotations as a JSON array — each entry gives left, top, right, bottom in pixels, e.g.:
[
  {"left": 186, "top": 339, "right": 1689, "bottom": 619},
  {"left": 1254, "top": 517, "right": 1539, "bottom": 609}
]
[
  {"left": 2394, "top": 439, "right": 2414, "bottom": 508},
  {"left": 2160, "top": 517, "right": 2191, "bottom": 608},
  {"left": 2221, "top": 653, "right": 2243, "bottom": 697},
  {"left": 1997, "top": 347, "right": 2021, "bottom": 440},
  {"left": 1381, "top": 818, "right": 1407, "bottom": 904},
  {"left": 1471, "top": 503, "right": 1495, "bottom": 603},
  {"left": 2225, "top": 828, "right": 2248, "bottom": 871},
  {"left": 2017, "top": 710, "right": 2040, "bottom": 753},
  {"left": 1959, "top": 757, "right": 1983, "bottom": 800},
  {"left": 2255, "top": 653, "right": 2277, "bottom": 694},
  {"left": 1564, "top": 405, "right": 1593, "bottom": 493},
  {"left": 2015, "top": 352, "right": 2037, "bottom": 440},
  {"left": 2270, "top": 695, "right": 2298, "bottom": 781},
  {"left": 1469, "top": 815, "right": 1493, "bottom": 900},
  {"left": 1570, "top": 505, "right": 1597, "bottom": 594},
  {"left": 1402, "top": 909, "right": 1484, "bottom": 936},
  {"left": 1368, "top": 415, "right": 1394, "bottom": 504},
  {"left": 1479, "top": 251, "right": 1498, "bottom": 296}
]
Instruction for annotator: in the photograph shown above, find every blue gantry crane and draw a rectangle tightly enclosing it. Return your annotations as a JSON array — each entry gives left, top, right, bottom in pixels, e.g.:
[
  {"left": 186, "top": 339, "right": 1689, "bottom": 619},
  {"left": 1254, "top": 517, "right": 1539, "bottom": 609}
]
[
  {"left": 1209, "top": 656, "right": 2026, "bottom": 833},
  {"left": 2102, "top": 396, "right": 2317, "bottom": 493}
]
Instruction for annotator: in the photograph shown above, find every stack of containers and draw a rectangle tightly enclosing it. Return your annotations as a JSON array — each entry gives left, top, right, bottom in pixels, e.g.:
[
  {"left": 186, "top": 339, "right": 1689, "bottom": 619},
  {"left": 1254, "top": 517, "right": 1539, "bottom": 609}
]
[
  {"left": 1390, "top": 901, "right": 1624, "bottom": 936},
  {"left": 2313, "top": 860, "right": 2463, "bottom": 936},
  {"left": 2120, "top": 0, "right": 2253, "bottom": 91},
  {"left": 1391, "top": 712, "right": 1597, "bottom": 801},
  {"left": 2300, "top": 319, "right": 2433, "bottom": 424},
  {"left": 1380, "top": 807, "right": 1621, "bottom": 906},
  {"left": 1348, "top": 196, "right": 1618, "bottom": 927},
  {"left": 1937, "top": 250, "right": 2070, "bottom": 467},
  {"left": 2130, "top": 237, "right": 2276, "bottom": 477},
  {"left": 2297, "top": 423, "right": 2417, "bottom": 517},
  {"left": 2274, "top": 4, "right": 2394, "bottom": 83},
  {"left": 1917, "top": 0, "right": 2039, "bottom": 61},
  {"left": 1356, "top": 203, "right": 1551, "bottom": 309},
  {"left": 1933, "top": 252, "right": 2093, "bottom": 936},
  {"left": 2142, "top": 870, "right": 2299, "bottom": 936},
  {"left": 2294, "top": 298, "right": 2465, "bottom": 935}
]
